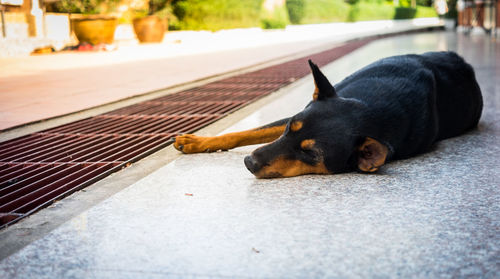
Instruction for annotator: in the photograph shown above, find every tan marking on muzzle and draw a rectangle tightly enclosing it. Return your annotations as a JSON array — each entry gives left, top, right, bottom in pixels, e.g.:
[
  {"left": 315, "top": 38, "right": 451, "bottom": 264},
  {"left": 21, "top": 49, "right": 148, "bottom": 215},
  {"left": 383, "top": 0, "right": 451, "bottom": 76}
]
[{"left": 254, "top": 156, "right": 329, "bottom": 178}]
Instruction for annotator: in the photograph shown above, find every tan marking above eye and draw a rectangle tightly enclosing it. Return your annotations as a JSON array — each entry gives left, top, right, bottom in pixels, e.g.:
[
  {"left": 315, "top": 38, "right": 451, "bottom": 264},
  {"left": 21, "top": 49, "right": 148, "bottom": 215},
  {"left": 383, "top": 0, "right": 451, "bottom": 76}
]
[
  {"left": 290, "top": 121, "right": 303, "bottom": 132},
  {"left": 300, "top": 139, "right": 315, "bottom": 150}
]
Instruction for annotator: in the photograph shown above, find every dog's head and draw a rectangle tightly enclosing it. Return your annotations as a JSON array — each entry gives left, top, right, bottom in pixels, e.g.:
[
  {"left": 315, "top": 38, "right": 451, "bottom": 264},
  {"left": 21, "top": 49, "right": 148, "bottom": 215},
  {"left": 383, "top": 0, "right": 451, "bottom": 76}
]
[{"left": 244, "top": 60, "right": 390, "bottom": 178}]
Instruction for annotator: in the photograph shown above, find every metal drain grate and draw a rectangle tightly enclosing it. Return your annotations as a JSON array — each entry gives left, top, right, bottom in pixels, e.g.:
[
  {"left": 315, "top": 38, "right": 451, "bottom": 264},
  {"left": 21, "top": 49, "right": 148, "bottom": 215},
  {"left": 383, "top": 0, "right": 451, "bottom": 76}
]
[{"left": 0, "top": 38, "right": 375, "bottom": 228}]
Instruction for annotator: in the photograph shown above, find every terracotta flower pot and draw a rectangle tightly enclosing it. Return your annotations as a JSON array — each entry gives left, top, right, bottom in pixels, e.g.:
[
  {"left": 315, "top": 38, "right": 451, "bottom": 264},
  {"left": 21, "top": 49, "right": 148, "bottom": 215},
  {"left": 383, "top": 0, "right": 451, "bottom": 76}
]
[
  {"left": 71, "top": 16, "right": 118, "bottom": 45},
  {"left": 133, "top": 15, "right": 167, "bottom": 43}
]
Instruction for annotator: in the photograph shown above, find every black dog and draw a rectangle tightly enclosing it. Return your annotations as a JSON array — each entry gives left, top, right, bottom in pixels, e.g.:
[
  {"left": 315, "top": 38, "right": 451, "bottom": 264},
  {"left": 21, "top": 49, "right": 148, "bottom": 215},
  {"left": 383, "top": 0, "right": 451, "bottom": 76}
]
[{"left": 174, "top": 51, "right": 483, "bottom": 178}]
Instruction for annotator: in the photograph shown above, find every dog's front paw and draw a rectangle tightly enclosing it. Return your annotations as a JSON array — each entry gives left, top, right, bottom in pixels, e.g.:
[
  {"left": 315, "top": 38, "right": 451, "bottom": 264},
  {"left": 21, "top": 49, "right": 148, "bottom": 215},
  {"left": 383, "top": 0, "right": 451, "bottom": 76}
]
[{"left": 174, "top": 134, "right": 212, "bottom": 154}]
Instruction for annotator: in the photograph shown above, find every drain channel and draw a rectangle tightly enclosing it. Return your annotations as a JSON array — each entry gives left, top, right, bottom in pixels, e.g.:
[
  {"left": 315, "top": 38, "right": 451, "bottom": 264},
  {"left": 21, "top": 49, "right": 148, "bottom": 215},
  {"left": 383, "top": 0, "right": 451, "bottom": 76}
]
[{"left": 0, "top": 38, "right": 374, "bottom": 228}]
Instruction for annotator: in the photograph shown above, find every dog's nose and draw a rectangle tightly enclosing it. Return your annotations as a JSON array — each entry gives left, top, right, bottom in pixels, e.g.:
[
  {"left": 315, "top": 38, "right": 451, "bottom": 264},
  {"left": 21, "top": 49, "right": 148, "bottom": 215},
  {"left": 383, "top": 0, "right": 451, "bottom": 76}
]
[{"left": 244, "top": 155, "right": 260, "bottom": 174}]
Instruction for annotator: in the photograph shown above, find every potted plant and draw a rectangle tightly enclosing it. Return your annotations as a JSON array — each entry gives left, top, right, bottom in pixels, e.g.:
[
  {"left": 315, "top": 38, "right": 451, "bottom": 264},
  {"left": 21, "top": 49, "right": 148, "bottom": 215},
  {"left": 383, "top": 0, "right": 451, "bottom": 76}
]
[
  {"left": 54, "top": 0, "right": 121, "bottom": 45},
  {"left": 132, "top": 0, "right": 169, "bottom": 43}
]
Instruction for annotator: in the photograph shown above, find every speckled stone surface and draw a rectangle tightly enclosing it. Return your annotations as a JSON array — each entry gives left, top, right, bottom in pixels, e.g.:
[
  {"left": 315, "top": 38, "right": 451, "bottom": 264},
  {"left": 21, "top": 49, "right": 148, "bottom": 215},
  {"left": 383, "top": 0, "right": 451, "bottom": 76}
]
[{"left": 1, "top": 31, "right": 499, "bottom": 278}]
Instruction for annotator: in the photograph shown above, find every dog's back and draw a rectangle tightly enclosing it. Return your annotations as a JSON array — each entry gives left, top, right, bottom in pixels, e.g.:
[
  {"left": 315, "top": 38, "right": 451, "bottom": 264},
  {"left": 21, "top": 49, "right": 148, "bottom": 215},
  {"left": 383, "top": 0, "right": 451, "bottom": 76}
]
[{"left": 334, "top": 51, "right": 482, "bottom": 158}]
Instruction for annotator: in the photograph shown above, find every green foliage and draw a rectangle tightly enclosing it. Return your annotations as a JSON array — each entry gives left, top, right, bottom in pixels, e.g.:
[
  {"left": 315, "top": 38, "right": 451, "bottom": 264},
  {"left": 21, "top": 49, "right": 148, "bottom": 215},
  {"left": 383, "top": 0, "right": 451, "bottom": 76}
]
[
  {"left": 260, "top": 3, "right": 290, "bottom": 29},
  {"left": 156, "top": 0, "right": 438, "bottom": 31},
  {"left": 147, "top": 0, "right": 169, "bottom": 15},
  {"left": 348, "top": 1, "right": 394, "bottom": 22},
  {"left": 398, "top": 0, "right": 411, "bottom": 7},
  {"left": 415, "top": 5, "right": 438, "bottom": 17},
  {"left": 301, "top": 0, "right": 350, "bottom": 24},
  {"left": 133, "top": 0, "right": 172, "bottom": 19},
  {"left": 286, "top": 0, "right": 306, "bottom": 24},
  {"left": 416, "top": 0, "right": 432, "bottom": 6},
  {"left": 346, "top": 1, "right": 437, "bottom": 22},
  {"left": 349, "top": 0, "right": 386, "bottom": 4},
  {"left": 172, "top": 0, "right": 263, "bottom": 31},
  {"left": 52, "top": 0, "right": 121, "bottom": 14},
  {"left": 394, "top": 7, "right": 416, "bottom": 19},
  {"left": 260, "top": 18, "right": 288, "bottom": 29},
  {"left": 445, "top": 0, "right": 457, "bottom": 19},
  {"left": 155, "top": 5, "right": 178, "bottom": 24}
]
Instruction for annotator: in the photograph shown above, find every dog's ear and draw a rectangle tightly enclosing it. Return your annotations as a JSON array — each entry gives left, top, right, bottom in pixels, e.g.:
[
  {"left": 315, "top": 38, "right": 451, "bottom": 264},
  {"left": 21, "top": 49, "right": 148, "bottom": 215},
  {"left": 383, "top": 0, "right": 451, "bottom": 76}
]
[
  {"left": 308, "top": 59, "right": 336, "bottom": 101},
  {"left": 357, "top": 137, "right": 388, "bottom": 172}
]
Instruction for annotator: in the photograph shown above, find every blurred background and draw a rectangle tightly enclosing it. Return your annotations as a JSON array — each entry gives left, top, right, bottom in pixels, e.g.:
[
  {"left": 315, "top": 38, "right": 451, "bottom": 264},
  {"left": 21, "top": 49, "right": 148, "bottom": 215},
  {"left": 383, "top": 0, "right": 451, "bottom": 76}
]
[{"left": 2, "top": 0, "right": 496, "bottom": 57}]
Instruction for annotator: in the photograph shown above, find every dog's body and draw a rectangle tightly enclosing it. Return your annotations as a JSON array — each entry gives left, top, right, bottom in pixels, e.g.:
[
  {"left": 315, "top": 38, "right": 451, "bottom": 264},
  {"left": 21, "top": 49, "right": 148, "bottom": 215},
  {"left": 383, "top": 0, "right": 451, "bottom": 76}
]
[{"left": 174, "top": 51, "right": 483, "bottom": 178}]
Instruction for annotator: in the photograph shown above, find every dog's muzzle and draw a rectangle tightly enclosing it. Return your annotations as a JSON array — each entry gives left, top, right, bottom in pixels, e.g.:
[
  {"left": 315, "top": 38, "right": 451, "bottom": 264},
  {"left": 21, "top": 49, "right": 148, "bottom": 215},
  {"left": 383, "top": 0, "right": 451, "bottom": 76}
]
[{"left": 244, "top": 155, "right": 261, "bottom": 174}]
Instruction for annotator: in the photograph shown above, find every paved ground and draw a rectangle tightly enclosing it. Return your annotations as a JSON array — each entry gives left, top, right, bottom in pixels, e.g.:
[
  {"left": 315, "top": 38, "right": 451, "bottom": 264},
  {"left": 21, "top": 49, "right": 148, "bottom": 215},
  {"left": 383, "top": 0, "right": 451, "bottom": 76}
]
[
  {"left": 0, "top": 31, "right": 498, "bottom": 278},
  {"left": 0, "top": 19, "right": 442, "bottom": 131}
]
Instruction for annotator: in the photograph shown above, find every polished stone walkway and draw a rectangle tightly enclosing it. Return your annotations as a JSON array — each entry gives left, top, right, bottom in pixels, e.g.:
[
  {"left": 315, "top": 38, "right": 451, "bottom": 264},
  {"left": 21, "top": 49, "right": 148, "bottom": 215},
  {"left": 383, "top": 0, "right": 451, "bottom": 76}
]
[{"left": 1, "top": 31, "right": 498, "bottom": 278}]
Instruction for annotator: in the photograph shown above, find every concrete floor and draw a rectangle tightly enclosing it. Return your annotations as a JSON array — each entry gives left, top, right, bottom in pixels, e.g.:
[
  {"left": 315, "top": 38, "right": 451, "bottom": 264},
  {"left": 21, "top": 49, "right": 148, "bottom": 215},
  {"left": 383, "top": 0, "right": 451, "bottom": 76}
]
[{"left": 1, "top": 31, "right": 499, "bottom": 278}]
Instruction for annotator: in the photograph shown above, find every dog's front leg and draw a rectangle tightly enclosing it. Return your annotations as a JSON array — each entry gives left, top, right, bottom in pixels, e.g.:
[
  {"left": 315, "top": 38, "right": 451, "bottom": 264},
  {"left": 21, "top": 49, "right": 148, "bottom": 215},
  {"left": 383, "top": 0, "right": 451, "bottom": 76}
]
[{"left": 174, "top": 118, "right": 290, "bottom": 153}]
